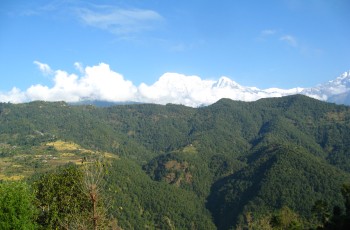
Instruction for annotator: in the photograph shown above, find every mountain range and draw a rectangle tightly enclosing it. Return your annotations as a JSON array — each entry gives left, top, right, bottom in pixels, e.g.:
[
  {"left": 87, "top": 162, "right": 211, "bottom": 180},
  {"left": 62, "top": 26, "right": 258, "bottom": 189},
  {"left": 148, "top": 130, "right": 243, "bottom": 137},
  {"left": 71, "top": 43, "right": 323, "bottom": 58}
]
[
  {"left": 208, "top": 70, "right": 350, "bottom": 106},
  {"left": 2, "top": 64, "right": 350, "bottom": 107},
  {"left": 302, "top": 71, "right": 350, "bottom": 105},
  {"left": 1, "top": 95, "right": 350, "bottom": 229},
  {"left": 73, "top": 70, "right": 350, "bottom": 107}
]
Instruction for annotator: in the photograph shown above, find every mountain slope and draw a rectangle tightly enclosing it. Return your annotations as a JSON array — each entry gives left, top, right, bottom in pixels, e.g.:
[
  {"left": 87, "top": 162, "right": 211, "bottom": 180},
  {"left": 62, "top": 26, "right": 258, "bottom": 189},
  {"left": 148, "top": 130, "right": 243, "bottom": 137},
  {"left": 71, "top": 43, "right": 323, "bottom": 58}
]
[
  {"left": 1, "top": 95, "right": 350, "bottom": 229},
  {"left": 207, "top": 138, "right": 349, "bottom": 229},
  {"left": 106, "top": 158, "right": 216, "bottom": 229}
]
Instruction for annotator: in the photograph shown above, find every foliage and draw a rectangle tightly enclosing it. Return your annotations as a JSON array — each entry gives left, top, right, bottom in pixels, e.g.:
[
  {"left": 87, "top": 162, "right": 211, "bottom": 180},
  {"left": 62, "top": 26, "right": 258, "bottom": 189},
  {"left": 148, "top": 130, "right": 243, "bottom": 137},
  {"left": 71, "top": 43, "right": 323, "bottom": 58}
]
[
  {"left": 32, "top": 164, "right": 90, "bottom": 229},
  {"left": 0, "top": 181, "right": 38, "bottom": 229},
  {"left": 207, "top": 143, "right": 349, "bottom": 229},
  {"left": 236, "top": 207, "right": 304, "bottom": 230},
  {"left": 1, "top": 95, "right": 350, "bottom": 229},
  {"left": 106, "top": 158, "right": 216, "bottom": 229}
]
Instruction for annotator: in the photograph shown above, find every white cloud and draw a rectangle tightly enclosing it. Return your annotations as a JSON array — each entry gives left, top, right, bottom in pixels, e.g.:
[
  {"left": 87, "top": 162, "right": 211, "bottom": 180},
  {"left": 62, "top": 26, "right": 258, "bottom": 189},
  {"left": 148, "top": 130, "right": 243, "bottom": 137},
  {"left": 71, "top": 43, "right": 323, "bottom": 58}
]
[
  {"left": 2, "top": 62, "right": 138, "bottom": 103},
  {"left": 138, "top": 73, "right": 216, "bottom": 106},
  {"left": 2, "top": 62, "right": 346, "bottom": 107},
  {"left": 33, "top": 60, "right": 53, "bottom": 75},
  {"left": 137, "top": 73, "right": 305, "bottom": 106},
  {"left": 261, "top": 29, "right": 276, "bottom": 36},
  {"left": 280, "top": 35, "right": 298, "bottom": 47},
  {"left": 82, "top": 63, "right": 137, "bottom": 101},
  {"left": 0, "top": 88, "right": 27, "bottom": 103},
  {"left": 74, "top": 62, "right": 84, "bottom": 73},
  {"left": 258, "top": 31, "right": 300, "bottom": 49},
  {"left": 18, "top": 3, "right": 163, "bottom": 38},
  {"left": 256, "top": 29, "right": 277, "bottom": 41},
  {"left": 75, "top": 6, "right": 163, "bottom": 35}
]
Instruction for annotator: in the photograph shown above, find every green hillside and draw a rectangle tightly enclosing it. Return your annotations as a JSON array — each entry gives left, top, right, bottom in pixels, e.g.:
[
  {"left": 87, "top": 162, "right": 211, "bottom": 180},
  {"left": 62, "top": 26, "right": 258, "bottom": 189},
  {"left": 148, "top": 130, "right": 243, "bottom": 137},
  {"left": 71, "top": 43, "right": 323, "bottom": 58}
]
[{"left": 1, "top": 95, "right": 350, "bottom": 229}]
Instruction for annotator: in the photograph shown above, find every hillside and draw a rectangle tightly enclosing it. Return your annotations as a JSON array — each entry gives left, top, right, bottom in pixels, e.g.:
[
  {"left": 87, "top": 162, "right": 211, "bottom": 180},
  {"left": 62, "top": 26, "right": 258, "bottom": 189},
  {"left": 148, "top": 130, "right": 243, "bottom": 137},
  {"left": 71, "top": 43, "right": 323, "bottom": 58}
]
[{"left": 1, "top": 95, "right": 350, "bottom": 229}]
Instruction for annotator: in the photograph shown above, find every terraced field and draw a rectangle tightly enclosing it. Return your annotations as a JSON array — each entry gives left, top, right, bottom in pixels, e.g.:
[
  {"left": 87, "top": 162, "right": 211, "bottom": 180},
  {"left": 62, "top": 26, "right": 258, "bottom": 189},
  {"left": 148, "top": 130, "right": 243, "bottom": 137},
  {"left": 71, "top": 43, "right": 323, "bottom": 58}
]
[{"left": 0, "top": 140, "right": 118, "bottom": 180}]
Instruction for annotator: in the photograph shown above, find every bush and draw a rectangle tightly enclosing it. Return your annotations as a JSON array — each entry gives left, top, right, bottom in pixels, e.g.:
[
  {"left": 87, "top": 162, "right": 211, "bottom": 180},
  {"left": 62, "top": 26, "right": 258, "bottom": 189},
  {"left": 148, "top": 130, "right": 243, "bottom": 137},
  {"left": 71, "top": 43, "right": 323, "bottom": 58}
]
[{"left": 0, "top": 181, "right": 38, "bottom": 229}]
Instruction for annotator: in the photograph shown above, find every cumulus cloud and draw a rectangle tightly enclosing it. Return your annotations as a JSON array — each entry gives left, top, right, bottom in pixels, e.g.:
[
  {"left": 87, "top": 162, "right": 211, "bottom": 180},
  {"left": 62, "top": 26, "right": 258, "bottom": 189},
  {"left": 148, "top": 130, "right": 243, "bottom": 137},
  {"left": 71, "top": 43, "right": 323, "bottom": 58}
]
[
  {"left": 0, "top": 88, "right": 27, "bottom": 103},
  {"left": 138, "top": 74, "right": 272, "bottom": 106},
  {"left": 2, "top": 62, "right": 344, "bottom": 107},
  {"left": 138, "top": 73, "right": 216, "bottom": 106},
  {"left": 3, "top": 62, "right": 138, "bottom": 103},
  {"left": 75, "top": 6, "right": 163, "bottom": 35}
]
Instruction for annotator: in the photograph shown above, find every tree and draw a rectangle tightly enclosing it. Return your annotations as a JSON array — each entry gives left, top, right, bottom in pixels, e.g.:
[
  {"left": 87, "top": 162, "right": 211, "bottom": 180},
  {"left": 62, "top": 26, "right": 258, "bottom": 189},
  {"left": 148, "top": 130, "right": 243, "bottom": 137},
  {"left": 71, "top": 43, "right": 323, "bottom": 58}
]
[
  {"left": 341, "top": 184, "right": 350, "bottom": 217},
  {"left": 0, "top": 181, "right": 38, "bottom": 229},
  {"left": 32, "top": 160, "right": 119, "bottom": 230},
  {"left": 32, "top": 164, "right": 90, "bottom": 229},
  {"left": 271, "top": 206, "right": 303, "bottom": 229},
  {"left": 78, "top": 158, "right": 109, "bottom": 230},
  {"left": 311, "top": 200, "right": 332, "bottom": 228}
]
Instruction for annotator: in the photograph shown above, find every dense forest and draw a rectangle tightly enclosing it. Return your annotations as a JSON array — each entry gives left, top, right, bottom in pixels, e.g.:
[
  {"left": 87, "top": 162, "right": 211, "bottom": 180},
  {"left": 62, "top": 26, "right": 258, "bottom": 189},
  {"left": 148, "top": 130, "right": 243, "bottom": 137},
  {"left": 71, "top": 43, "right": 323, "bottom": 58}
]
[{"left": 1, "top": 95, "right": 350, "bottom": 229}]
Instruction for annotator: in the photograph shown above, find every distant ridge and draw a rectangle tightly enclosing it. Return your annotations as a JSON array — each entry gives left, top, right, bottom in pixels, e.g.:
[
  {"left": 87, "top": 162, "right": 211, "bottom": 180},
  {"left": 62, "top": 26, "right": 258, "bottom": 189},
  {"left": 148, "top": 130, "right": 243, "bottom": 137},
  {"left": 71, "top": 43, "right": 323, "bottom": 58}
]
[{"left": 69, "top": 100, "right": 143, "bottom": 107}]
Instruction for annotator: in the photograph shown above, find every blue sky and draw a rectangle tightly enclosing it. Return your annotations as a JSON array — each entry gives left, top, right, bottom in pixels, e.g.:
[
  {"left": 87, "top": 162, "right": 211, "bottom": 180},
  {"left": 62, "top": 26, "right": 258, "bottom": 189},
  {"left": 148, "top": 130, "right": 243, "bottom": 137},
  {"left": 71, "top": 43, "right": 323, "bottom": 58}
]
[{"left": 1, "top": 0, "right": 349, "bottom": 96}]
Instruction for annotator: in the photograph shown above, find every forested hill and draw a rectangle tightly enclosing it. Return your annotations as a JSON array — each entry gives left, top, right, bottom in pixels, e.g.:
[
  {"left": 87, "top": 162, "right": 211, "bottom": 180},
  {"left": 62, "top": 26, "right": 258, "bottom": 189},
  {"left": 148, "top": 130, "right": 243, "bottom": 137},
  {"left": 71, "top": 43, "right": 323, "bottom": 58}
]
[{"left": 1, "top": 94, "right": 350, "bottom": 229}]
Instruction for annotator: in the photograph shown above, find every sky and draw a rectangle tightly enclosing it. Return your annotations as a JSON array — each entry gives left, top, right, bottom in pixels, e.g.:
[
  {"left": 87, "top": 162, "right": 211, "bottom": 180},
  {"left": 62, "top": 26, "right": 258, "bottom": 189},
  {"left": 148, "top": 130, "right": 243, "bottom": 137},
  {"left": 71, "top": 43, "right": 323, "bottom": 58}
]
[{"left": 0, "top": 0, "right": 349, "bottom": 105}]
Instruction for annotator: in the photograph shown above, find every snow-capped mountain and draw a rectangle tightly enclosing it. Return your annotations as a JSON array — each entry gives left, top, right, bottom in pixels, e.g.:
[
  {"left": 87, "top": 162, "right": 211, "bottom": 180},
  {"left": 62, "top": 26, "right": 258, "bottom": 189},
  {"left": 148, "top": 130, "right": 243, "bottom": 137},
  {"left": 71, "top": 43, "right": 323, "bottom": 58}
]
[
  {"left": 209, "top": 76, "right": 303, "bottom": 103},
  {"left": 213, "top": 76, "right": 244, "bottom": 89},
  {"left": 208, "top": 71, "right": 350, "bottom": 106},
  {"left": 301, "top": 71, "right": 350, "bottom": 105},
  {"left": 1, "top": 61, "right": 349, "bottom": 107},
  {"left": 72, "top": 70, "right": 350, "bottom": 107}
]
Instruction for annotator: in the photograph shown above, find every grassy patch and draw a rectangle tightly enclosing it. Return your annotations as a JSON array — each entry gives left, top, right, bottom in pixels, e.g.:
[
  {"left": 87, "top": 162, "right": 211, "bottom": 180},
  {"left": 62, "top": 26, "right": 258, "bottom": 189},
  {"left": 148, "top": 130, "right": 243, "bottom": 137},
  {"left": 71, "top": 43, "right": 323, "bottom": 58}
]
[
  {"left": 0, "top": 140, "right": 118, "bottom": 181},
  {"left": 182, "top": 144, "right": 198, "bottom": 154},
  {"left": 46, "top": 140, "right": 85, "bottom": 152}
]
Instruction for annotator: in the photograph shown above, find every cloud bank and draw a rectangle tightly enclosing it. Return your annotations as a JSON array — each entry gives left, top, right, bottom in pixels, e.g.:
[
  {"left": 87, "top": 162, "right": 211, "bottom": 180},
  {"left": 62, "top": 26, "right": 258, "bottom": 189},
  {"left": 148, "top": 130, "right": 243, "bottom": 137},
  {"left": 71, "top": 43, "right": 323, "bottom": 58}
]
[
  {"left": 1, "top": 62, "right": 347, "bottom": 107},
  {"left": 26, "top": 62, "right": 137, "bottom": 103}
]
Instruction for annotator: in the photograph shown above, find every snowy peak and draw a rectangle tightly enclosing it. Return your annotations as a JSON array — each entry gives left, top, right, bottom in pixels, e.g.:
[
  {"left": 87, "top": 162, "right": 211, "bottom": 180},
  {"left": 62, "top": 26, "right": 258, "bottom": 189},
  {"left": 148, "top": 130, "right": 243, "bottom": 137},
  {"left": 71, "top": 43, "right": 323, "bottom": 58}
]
[
  {"left": 329, "top": 71, "right": 350, "bottom": 86},
  {"left": 213, "top": 77, "right": 243, "bottom": 89},
  {"left": 209, "top": 71, "right": 350, "bottom": 106},
  {"left": 152, "top": 70, "right": 350, "bottom": 106},
  {"left": 301, "top": 70, "right": 350, "bottom": 104},
  {"left": 1, "top": 61, "right": 350, "bottom": 107},
  {"left": 318, "top": 71, "right": 350, "bottom": 92}
]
